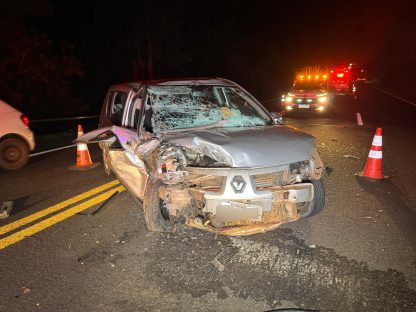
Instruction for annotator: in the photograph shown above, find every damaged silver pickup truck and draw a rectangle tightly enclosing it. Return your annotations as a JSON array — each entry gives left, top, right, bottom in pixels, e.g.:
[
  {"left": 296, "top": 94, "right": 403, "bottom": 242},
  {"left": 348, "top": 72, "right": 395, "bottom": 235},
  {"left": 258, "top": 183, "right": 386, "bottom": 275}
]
[{"left": 78, "top": 78, "right": 325, "bottom": 235}]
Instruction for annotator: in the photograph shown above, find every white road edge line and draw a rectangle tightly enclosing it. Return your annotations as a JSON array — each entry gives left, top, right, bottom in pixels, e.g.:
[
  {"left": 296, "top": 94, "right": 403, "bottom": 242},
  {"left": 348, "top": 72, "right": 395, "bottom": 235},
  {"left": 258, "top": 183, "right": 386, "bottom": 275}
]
[
  {"left": 372, "top": 86, "right": 416, "bottom": 107},
  {"left": 356, "top": 112, "right": 364, "bottom": 126},
  {"left": 29, "top": 144, "right": 77, "bottom": 157}
]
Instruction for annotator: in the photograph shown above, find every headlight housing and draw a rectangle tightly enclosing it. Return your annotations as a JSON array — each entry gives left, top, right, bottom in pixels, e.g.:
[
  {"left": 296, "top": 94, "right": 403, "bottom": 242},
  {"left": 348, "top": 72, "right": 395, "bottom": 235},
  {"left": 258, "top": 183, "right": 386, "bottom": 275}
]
[
  {"left": 285, "top": 96, "right": 293, "bottom": 103},
  {"left": 318, "top": 96, "right": 328, "bottom": 103}
]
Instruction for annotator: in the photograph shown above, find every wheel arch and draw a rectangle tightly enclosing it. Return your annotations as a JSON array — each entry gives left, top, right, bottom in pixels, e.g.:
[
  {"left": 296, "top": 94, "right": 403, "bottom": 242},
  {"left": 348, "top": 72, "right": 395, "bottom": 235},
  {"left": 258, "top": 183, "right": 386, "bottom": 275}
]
[{"left": 0, "top": 133, "right": 30, "bottom": 149}]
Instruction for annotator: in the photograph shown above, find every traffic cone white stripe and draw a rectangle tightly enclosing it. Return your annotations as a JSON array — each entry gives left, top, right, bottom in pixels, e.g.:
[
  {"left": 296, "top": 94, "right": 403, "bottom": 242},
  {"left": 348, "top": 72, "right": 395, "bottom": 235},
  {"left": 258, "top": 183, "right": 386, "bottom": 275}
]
[
  {"left": 368, "top": 150, "right": 382, "bottom": 159},
  {"left": 78, "top": 143, "right": 88, "bottom": 151},
  {"left": 372, "top": 135, "right": 382, "bottom": 146}
]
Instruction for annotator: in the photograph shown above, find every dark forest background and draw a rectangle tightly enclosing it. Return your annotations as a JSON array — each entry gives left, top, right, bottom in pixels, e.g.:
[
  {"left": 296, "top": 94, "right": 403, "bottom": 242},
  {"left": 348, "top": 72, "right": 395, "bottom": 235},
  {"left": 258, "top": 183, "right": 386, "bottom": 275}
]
[{"left": 1, "top": 0, "right": 414, "bottom": 118}]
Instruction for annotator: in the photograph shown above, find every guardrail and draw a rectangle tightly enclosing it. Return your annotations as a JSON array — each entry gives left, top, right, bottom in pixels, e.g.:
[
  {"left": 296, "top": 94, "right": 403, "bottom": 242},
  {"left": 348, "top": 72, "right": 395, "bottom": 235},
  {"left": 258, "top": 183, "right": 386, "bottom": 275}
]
[{"left": 31, "top": 115, "right": 99, "bottom": 124}]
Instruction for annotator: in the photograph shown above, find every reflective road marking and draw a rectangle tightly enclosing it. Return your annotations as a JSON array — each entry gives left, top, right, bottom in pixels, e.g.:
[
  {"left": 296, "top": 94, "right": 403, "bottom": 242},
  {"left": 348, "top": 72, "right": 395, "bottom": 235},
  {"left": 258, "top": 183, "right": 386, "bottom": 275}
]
[
  {"left": 372, "top": 86, "right": 416, "bottom": 107},
  {"left": 0, "top": 186, "right": 125, "bottom": 250},
  {"left": 356, "top": 112, "right": 363, "bottom": 126},
  {"left": 0, "top": 180, "right": 120, "bottom": 236}
]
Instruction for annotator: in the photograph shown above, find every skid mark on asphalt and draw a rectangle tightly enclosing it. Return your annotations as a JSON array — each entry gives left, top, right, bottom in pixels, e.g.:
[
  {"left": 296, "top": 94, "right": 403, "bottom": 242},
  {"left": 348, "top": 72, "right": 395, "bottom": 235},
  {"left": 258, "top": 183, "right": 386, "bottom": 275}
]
[{"left": 146, "top": 228, "right": 416, "bottom": 311}]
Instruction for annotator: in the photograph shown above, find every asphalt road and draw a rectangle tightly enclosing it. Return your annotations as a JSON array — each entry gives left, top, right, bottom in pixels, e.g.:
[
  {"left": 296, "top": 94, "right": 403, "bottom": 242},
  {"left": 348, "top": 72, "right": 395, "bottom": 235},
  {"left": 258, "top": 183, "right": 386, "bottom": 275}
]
[{"left": 0, "top": 84, "right": 415, "bottom": 311}]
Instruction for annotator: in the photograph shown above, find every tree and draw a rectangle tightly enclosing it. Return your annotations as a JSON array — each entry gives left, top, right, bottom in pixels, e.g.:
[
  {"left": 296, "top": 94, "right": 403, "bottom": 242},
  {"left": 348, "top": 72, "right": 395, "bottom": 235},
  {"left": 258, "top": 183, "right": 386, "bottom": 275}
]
[{"left": 0, "top": 0, "right": 84, "bottom": 118}]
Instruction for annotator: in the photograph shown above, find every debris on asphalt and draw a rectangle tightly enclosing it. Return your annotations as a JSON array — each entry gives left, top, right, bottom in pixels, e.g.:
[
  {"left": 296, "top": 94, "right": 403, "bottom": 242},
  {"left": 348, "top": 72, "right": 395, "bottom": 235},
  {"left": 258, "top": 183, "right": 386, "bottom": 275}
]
[
  {"left": 15, "top": 287, "right": 31, "bottom": 298},
  {"left": 210, "top": 246, "right": 239, "bottom": 272},
  {"left": 342, "top": 154, "right": 360, "bottom": 160},
  {"left": 0, "top": 201, "right": 14, "bottom": 219},
  {"left": 77, "top": 191, "right": 119, "bottom": 216},
  {"left": 309, "top": 244, "right": 316, "bottom": 249},
  {"left": 365, "top": 216, "right": 372, "bottom": 219}
]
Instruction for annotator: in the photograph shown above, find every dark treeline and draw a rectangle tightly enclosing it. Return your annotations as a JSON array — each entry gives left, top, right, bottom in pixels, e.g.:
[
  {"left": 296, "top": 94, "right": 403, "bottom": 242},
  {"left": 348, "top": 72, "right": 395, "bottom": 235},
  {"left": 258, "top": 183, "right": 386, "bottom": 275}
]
[{"left": 0, "top": 0, "right": 414, "bottom": 118}]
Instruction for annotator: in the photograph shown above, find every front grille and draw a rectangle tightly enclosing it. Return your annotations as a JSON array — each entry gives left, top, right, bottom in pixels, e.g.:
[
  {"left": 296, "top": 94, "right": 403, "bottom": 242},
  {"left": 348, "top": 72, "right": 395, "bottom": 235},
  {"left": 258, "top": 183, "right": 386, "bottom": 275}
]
[
  {"left": 294, "top": 98, "right": 317, "bottom": 104},
  {"left": 187, "top": 174, "right": 225, "bottom": 191},
  {"left": 253, "top": 170, "right": 289, "bottom": 190}
]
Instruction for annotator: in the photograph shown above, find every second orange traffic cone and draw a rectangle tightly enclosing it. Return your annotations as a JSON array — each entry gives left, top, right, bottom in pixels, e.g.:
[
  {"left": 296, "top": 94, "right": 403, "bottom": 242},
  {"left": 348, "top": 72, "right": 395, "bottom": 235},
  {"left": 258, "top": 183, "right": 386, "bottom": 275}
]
[
  {"left": 69, "top": 125, "right": 100, "bottom": 170},
  {"left": 356, "top": 127, "right": 387, "bottom": 181}
]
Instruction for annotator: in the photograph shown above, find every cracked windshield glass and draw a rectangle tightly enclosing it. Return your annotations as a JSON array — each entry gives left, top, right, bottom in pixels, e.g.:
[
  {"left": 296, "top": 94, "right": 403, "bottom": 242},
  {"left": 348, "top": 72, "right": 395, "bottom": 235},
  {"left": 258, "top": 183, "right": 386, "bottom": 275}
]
[{"left": 147, "top": 85, "right": 272, "bottom": 132}]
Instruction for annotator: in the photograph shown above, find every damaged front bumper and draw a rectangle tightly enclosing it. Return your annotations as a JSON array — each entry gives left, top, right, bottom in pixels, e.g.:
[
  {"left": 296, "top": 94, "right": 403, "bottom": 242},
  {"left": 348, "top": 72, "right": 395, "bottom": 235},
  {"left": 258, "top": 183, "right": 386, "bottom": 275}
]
[{"left": 163, "top": 166, "right": 315, "bottom": 235}]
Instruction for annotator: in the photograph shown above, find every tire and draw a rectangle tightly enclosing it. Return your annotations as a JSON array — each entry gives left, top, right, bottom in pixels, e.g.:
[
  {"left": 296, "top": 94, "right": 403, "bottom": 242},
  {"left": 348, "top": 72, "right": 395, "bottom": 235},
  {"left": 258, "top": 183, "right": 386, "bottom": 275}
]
[
  {"left": 0, "top": 138, "right": 29, "bottom": 170},
  {"left": 299, "top": 179, "right": 326, "bottom": 218},
  {"left": 143, "top": 177, "right": 172, "bottom": 232}
]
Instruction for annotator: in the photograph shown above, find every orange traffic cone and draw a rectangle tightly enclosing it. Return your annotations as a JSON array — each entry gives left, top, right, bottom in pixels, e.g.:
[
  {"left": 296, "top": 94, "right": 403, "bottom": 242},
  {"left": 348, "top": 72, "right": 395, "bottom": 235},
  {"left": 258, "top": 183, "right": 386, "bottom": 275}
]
[
  {"left": 356, "top": 127, "right": 387, "bottom": 181},
  {"left": 69, "top": 125, "right": 100, "bottom": 170}
]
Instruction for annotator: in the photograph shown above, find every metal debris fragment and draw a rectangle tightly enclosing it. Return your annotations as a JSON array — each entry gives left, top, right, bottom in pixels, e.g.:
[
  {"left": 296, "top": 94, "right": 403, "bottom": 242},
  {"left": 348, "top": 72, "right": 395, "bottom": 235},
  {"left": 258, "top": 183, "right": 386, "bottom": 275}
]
[
  {"left": 78, "top": 191, "right": 119, "bottom": 216},
  {"left": 210, "top": 246, "right": 239, "bottom": 271},
  {"left": 342, "top": 154, "right": 360, "bottom": 160}
]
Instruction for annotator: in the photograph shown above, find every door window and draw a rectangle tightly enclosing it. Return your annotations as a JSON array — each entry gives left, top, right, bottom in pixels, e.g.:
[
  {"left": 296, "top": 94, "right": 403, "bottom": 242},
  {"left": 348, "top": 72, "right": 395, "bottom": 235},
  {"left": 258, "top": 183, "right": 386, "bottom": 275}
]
[{"left": 108, "top": 91, "right": 127, "bottom": 126}]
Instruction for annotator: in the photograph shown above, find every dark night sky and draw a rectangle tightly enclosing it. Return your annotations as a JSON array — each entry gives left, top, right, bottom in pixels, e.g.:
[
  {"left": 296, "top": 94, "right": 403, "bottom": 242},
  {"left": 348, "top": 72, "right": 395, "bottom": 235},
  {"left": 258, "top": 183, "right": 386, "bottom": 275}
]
[{"left": 1, "top": 0, "right": 415, "bottom": 116}]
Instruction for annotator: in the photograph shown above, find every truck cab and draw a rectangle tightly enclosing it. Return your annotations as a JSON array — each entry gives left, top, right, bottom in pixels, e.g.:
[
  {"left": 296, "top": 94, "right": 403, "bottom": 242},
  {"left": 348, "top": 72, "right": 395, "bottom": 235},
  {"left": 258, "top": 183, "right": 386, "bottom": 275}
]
[{"left": 282, "top": 71, "right": 331, "bottom": 113}]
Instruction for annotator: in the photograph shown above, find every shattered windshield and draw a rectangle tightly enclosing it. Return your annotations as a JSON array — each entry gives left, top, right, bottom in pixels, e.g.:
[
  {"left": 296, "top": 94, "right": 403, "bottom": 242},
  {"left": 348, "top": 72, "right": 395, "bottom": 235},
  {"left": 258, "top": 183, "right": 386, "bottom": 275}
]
[{"left": 146, "top": 85, "right": 272, "bottom": 132}]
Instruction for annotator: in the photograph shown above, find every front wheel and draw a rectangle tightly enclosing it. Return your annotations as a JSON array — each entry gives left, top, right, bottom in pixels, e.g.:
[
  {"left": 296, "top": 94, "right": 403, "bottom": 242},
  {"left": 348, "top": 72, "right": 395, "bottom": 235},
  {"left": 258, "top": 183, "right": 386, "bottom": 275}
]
[
  {"left": 0, "top": 138, "right": 29, "bottom": 170},
  {"left": 143, "top": 177, "right": 172, "bottom": 232},
  {"left": 299, "top": 179, "right": 326, "bottom": 218}
]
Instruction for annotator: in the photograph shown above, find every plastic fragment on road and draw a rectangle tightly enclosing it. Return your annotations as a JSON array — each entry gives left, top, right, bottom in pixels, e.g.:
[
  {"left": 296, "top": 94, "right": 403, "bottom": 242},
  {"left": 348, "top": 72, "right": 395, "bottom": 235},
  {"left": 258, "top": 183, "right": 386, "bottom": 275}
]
[
  {"left": 210, "top": 246, "right": 239, "bottom": 271},
  {"left": 0, "top": 201, "right": 13, "bottom": 219}
]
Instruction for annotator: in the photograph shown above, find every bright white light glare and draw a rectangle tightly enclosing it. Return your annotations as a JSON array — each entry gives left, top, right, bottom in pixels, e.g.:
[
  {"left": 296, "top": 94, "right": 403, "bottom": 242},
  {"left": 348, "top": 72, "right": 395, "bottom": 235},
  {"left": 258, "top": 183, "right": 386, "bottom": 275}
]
[
  {"left": 307, "top": 99, "right": 312, "bottom": 103},
  {"left": 317, "top": 106, "right": 325, "bottom": 111},
  {"left": 285, "top": 96, "right": 293, "bottom": 103},
  {"left": 318, "top": 96, "right": 328, "bottom": 103},
  {"left": 296, "top": 99, "right": 302, "bottom": 103},
  {"left": 286, "top": 105, "right": 293, "bottom": 110}
]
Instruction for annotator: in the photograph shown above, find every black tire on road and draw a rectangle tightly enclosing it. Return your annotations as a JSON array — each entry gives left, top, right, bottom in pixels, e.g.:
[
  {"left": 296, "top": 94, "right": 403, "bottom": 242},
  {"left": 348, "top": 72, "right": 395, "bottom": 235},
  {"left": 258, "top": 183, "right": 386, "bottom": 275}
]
[
  {"left": 143, "top": 177, "right": 172, "bottom": 232},
  {"left": 299, "top": 179, "right": 326, "bottom": 218},
  {"left": 0, "top": 138, "right": 29, "bottom": 170}
]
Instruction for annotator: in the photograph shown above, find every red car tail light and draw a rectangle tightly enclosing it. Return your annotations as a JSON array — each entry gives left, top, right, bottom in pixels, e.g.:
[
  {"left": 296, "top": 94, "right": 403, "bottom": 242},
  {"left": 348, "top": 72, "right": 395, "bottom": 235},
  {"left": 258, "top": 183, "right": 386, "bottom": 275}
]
[{"left": 21, "top": 114, "right": 30, "bottom": 127}]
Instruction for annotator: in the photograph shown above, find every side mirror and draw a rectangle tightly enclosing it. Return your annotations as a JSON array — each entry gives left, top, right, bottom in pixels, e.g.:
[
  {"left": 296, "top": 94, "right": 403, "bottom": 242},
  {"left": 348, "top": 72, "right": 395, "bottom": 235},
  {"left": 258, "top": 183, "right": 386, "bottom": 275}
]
[{"left": 270, "top": 112, "right": 283, "bottom": 124}]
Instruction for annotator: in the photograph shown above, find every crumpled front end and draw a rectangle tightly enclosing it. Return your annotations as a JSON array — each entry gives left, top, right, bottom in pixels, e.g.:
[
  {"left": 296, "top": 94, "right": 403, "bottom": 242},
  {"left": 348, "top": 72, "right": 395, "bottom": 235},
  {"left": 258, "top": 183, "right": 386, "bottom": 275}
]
[{"left": 154, "top": 142, "right": 324, "bottom": 235}]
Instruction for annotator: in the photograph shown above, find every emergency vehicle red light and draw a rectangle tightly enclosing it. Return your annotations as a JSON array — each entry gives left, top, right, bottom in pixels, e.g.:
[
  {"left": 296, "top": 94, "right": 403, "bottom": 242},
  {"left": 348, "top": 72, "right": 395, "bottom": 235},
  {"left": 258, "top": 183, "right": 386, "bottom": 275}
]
[
  {"left": 336, "top": 73, "right": 344, "bottom": 78},
  {"left": 21, "top": 114, "right": 29, "bottom": 127}
]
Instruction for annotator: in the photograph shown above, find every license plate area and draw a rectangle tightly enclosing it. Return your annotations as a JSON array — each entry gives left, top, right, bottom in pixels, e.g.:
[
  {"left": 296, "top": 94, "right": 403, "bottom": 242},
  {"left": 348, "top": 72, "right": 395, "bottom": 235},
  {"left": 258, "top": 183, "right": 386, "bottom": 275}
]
[
  {"left": 299, "top": 104, "right": 310, "bottom": 108},
  {"left": 216, "top": 201, "right": 263, "bottom": 222}
]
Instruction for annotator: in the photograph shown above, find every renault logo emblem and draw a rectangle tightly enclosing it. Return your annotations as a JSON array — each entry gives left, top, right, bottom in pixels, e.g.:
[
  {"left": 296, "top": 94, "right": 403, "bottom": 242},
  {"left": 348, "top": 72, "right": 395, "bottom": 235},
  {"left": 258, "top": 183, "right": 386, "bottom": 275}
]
[{"left": 231, "top": 175, "right": 246, "bottom": 193}]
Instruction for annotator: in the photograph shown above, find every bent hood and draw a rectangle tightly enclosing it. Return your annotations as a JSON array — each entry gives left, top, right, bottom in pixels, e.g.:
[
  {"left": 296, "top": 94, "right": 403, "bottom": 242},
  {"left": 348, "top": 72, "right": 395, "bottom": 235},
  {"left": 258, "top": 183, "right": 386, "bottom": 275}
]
[{"left": 162, "top": 125, "right": 315, "bottom": 168}]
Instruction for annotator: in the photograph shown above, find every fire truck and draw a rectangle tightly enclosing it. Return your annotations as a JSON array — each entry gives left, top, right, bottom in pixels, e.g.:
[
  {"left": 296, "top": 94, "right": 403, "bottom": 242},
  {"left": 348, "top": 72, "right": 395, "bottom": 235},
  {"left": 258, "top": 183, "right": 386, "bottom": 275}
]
[
  {"left": 328, "top": 64, "right": 358, "bottom": 96},
  {"left": 282, "top": 66, "right": 331, "bottom": 113}
]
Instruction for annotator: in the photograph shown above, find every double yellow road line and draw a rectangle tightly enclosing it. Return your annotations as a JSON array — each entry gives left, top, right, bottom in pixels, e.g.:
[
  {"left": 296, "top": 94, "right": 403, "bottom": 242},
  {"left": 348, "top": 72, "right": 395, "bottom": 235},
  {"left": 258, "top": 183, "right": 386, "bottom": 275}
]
[{"left": 0, "top": 180, "right": 125, "bottom": 250}]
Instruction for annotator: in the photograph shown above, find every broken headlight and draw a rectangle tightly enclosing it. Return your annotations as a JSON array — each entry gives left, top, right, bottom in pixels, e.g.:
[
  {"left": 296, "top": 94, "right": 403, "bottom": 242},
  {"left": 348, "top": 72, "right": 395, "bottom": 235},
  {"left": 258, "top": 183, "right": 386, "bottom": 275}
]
[{"left": 289, "top": 160, "right": 312, "bottom": 183}]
